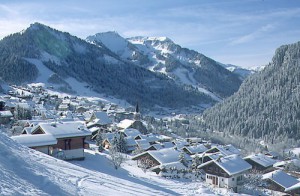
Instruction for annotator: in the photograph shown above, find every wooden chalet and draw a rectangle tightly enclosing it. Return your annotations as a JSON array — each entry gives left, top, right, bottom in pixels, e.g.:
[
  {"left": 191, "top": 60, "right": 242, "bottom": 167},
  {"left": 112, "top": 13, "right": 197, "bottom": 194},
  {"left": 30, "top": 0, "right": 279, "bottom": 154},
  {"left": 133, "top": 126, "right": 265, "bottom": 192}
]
[
  {"left": 132, "top": 148, "right": 183, "bottom": 173},
  {"left": 86, "top": 111, "right": 112, "bottom": 129},
  {"left": 182, "top": 144, "right": 208, "bottom": 155},
  {"left": 244, "top": 153, "right": 277, "bottom": 172},
  {"left": 29, "top": 121, "right": 91, "bottom": 160},
  {"left": 262, "top": 170, "right": 300, "bottom": 195},
  {"left": 0, "top": 110, "right": 13, "bottom": 124},
  {"left": 198, "top": 154, "right": 252, "bottom": 193},
  {"left": 11, "top": 134, "right": 57, "bottom": 155}
]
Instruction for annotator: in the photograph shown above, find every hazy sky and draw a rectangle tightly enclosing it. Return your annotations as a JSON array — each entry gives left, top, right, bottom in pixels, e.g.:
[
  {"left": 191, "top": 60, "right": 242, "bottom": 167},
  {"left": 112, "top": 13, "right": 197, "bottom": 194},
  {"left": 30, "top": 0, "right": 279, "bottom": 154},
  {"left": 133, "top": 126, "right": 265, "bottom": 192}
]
[{"left": 0, "top": 0, "right": 299, "bottom": 68}]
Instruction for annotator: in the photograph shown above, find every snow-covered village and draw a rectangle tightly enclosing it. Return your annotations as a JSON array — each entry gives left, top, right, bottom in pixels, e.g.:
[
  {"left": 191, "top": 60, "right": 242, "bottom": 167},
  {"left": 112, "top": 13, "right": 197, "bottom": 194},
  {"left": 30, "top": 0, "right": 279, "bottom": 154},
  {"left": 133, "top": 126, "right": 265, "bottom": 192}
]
[
  {"left": 0, "top": 83, "right": 300, "bottom": 196},
  {"left": 1, "top": 1, "right": 300, "bottom": 196}
]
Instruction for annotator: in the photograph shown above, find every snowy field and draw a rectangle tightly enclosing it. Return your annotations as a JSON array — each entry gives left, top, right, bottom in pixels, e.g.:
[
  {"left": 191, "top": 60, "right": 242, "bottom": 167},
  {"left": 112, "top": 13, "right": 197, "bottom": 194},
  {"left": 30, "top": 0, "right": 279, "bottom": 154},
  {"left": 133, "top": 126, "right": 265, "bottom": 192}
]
[{"left": 0, "top": 130, "right": 249, "bottom": 195}]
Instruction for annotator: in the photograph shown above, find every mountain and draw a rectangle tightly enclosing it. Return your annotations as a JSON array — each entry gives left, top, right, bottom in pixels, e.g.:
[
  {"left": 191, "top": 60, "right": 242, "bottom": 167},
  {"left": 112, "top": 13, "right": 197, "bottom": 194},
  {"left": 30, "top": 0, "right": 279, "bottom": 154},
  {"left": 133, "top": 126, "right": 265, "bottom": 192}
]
[
  {"left": 0, "top": 23, "right": 215, "bottom": 110},
  {"left": 219, "top": 63, "right": 255, "bottom": 80},
  {"left": 201, "top": 41, "right": 300, "bottom": 145},
  {"left": 87, "top": 32, "right": 244, "bottom": 101}
]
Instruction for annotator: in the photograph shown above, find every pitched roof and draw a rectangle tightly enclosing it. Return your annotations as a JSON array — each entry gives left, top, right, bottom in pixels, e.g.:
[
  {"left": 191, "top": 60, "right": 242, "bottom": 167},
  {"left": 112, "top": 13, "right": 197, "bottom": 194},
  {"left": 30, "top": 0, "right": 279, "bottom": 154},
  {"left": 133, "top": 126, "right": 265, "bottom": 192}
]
[
  {"left": 22, "top": 127, "right": 34, "bottom": 134},
  {"left": 90, "top": 111, "right": 112, "bottom": 125},
  {"left": 206, "top": 144, "right": 241, "bottom": 156},
  {"left": 173, "top": 140, "right": 189, "bottom": 149},
  {"left": 140, "top": 134, "right": 159, "bottom": 143},
  {"left": 244, "top": 153, "right": 277, "bottom": 168},
  {"left": 151, "top": 161, "right": 186, "bottom": 171},
  {"left": 125, "top": 136, "right": 137, "bottom": 146},
  {"left": 118, "top": 119, "right": 135, "bottom": 129},
  {"left": 120, "top": 128, "right": 141, "bottom": 138},
  {"left": 133, "top": 148, "right": 181, "bottom": 165},
  {"left": 262, "top": 170, "right": 300, "bottom": 190},
  {"left": 136, "top": 139, "right": 151, "bottom": 150},
  {"left": 285, "top": 182, "right": 300, "bottom": 192},
  {"left": 33, "top": 121, "right": 91, "bottom": 139},
  {"left": 11, "top": 134, "right": 57, "bottom": 147},
  {"left": 162, "top": 142, "right": 174, "bottom": 148},
  {"left": 183, "top": 144, "right": 208, "bottom": 154},
  {"left": 199, "top": 154, "right": 252, "bottom": 176}
]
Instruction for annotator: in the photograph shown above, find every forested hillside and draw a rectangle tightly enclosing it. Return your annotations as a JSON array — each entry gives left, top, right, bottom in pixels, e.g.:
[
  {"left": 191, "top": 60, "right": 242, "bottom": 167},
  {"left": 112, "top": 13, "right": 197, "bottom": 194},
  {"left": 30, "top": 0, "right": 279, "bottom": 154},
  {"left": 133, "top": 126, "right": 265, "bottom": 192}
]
[{"left": 201, "top": 41, "right": 300, "bottom": 143}]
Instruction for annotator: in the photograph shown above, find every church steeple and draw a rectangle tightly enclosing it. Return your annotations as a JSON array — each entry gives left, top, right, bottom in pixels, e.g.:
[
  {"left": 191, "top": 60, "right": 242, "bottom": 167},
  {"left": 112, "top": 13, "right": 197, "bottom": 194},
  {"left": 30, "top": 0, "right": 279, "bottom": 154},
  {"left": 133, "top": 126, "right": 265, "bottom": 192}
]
[
  {"left": 135, "top": 102, "right": 139, "bottom": 113},
  {"left": 134, "top": 102, "right": 141, "bottom": 121}
]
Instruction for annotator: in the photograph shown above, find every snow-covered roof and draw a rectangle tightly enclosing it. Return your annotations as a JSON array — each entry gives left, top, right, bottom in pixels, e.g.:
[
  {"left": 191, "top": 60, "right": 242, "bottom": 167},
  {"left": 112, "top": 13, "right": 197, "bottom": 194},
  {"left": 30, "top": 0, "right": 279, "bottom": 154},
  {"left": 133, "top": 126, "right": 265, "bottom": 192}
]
[
  {"left": 88, "top": 127, "right": 100, "bottom": 133},
  {"left": 150, "top": 144, "right": 163, "bottom": 151},
  {"left": 262, "top": 170, "right": 300, "bottom": 190},
  {"left": 173, "top": 140, "right": 189, "bottom": 149},
  {"left": 125, "top": 137, "right": 137, "bottom": 147},
  {"left": 156, "top": 134, "right": 173, "bottom": 141},
  {"left": 92, "top": 111, "right": 112, "bottom": 125},
  {"left": 199, "top": 154, "right": 252, "bottom": 176},
  {"left": 22, "top": 127, "right": 34, "bottom": 134},
  {"left": 285, "top": 181, "right": 300, "bottom": 192},
  {"left": 83, "top": 111, "right": 93, "bottom": 121},
  {"left": 264, "top": 151, "right": 280, "bottom": 158},
  {"left": 148, "top": 148, "right": 182, "bottom": 165},
  {"left": 183, "top": 144, "right": 207, "bottom": 154},
  {"left": 244, "top": 153, "right": 277, "bottom": 168},
  {"left": 162, "top": 142, "right": 174, "bottom": 148},
  {"left": 133, "top": 148, "right": 181, "bottom": 165},
  {"left": 11, "top": 134, "right": 57, "bottom": 147},
  {"left": 33, "top": 121, "right": 91, "bottom": 139},
  {"left": 152, "top": 161, "right": 186, "bottom": 171},
  {"left": 136, "top": 139, "right": 151, "bottom": 150},
  {"left": 206, "top": 144, "right": 241, "bottom": 156},
  {"left": 0, "top": 111, "right": 13, "bottom": 117},
  {"left": 121, "top": 128, "right": 141, "bottom": 138},
  {"left": 140, "top": 134, "right": 159, "bottom": 143},
  {"left": 118, "top": 119, "right": 135, "bottom": 129}
]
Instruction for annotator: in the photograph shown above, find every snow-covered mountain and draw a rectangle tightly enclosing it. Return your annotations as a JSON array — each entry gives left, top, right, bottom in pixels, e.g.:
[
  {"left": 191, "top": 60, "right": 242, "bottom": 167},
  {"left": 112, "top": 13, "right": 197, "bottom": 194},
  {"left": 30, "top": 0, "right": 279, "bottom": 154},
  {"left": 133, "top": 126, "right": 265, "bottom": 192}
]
[
  {"left": 0, "top": 23, "right": 215, "bottom": 111},
  {"left": 87, "top": 32, "right": 245, "bottom": 100},
  {"left": 202, "top": 41, "right": 300, "bottom": 143},
  {"left": 219, "top": 64, "right": 255, "bottom": 80}
]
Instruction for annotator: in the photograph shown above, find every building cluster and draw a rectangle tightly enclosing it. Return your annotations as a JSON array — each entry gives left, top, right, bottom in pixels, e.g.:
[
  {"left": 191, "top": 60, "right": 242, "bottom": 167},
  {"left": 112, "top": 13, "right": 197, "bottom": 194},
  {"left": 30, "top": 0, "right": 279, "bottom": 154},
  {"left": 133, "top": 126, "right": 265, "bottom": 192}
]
[{"left": 1, "top": 84, "right": 300, "bottom": 195}]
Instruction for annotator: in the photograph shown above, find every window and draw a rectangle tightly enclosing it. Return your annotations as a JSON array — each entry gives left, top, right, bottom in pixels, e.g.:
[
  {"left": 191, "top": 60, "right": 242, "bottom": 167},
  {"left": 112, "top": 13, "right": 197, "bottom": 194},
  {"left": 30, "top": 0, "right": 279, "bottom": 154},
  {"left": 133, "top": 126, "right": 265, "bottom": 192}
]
[
  {"left": 64, "top": 139, "right": 71, "bottom": 150},
  {"left": 232, "top": 178, "right": 235, "bottom": 181}
]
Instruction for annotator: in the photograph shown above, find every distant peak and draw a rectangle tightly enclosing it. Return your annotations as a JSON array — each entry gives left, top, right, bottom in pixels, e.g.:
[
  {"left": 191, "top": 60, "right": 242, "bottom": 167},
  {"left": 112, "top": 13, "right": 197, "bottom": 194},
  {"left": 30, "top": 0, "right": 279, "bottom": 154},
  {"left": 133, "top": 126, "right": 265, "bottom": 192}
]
[
  {"left": 29, "top": 22, "right": 48, "bottom": 30},
  {"left": 95, "top": 31, "right": 122, "bottom": 37},
  {"left": 148, "top": 36, "right": 171, "bottom": 42},
  {"left": 128, "top": 36, "right": 173, "bottom": 43}
]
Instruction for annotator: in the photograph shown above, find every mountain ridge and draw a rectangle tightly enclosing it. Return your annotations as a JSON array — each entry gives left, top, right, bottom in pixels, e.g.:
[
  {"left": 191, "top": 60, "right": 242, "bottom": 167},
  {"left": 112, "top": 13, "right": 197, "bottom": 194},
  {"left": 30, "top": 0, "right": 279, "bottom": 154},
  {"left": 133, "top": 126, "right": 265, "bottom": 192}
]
[
  {"left": 87, "top": 31, "right": 245, "bottom": 100},
  {"left": 0, "top": 22, "right": 216, "bottom": 111}
]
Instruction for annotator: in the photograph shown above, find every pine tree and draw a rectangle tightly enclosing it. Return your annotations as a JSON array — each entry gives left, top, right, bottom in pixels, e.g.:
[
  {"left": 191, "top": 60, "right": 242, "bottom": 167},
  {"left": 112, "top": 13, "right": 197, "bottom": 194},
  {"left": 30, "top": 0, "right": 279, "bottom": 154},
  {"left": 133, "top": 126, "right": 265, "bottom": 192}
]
[
  {"left": 179, "top": 151, "right": 188, "bottom": 167},
  {"left": 118, "top": 133, "right": 127, "bottom": 153},
  {"left": 95, "top": 130, "right": 104, "bottom": 152},
  {"left": 192, "top": 153, "right": 201, "bottom": 170}
]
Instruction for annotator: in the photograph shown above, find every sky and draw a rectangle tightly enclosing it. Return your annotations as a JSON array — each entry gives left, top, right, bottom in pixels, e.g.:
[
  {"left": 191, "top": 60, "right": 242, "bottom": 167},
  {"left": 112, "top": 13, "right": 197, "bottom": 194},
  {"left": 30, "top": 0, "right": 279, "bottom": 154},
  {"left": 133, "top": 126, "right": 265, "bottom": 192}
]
[{"left": 0, "top": 0, "right": 300, "bottom": 68}]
